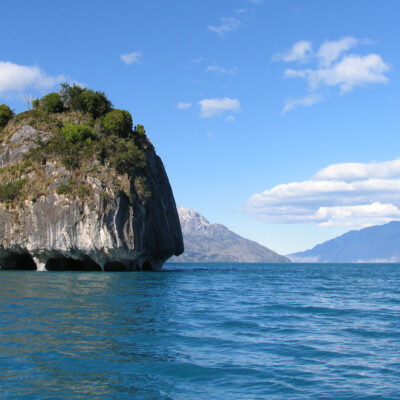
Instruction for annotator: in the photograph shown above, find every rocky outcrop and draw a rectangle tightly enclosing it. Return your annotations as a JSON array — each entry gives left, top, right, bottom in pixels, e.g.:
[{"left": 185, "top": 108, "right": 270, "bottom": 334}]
[
  {"left": 0, "top": 125, "right": 183, "bottom": 271},
  {"left": 0, "top": 125, "right": 50, "bottom": 167}
]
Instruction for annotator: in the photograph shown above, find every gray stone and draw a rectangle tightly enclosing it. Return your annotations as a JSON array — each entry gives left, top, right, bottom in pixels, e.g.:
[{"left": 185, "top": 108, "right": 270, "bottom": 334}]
[
  {"left": 0, "top": 125, "right": 51, "bottom": 167},
  {"left": 0, "top": 126, "right": 183, "bottom": 271}
]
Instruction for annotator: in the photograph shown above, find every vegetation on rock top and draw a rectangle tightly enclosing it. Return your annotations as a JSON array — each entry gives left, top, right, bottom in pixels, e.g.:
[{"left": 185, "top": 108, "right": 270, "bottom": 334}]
[
  {"left": 0, "top": 104, "right": 14, "bottom": 129},
  {"left": 0, "top": 84, "right": 154, "bottom": 206}
]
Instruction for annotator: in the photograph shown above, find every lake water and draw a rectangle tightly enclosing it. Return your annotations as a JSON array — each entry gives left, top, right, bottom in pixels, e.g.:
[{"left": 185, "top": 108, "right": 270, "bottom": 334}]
[{"left": 0, "top": 263, "right": 400, "bottom": 399}]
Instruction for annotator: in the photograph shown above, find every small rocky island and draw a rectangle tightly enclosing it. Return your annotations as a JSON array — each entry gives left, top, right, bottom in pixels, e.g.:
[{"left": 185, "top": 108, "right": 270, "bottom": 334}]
[{"left": 0, "top": 85, "right": 183, "bottom": 271}]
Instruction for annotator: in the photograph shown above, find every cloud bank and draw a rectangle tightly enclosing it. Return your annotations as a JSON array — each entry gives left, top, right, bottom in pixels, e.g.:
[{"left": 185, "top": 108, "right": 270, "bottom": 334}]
[
  {"left": 274, "top": 37, "right": 390, "bottom": 112},
  {"left": 0, "top": 61, "right": 65, "bottom": 94},
  {"left": 246, "top": 159, "right": 400, "bottom": 227}
]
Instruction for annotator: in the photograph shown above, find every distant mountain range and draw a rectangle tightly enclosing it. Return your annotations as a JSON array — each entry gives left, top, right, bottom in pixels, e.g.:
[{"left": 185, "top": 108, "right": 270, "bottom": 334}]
[
  {"left": 170, "top": 207, "right": 290, "bottom": 263},
  {"left": 289, "top": 221, "right": 400, "bottom": 263}
]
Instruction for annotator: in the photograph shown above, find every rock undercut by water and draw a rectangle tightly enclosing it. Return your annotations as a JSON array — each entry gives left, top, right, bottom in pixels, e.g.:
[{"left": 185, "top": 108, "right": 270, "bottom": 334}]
[{"left": 0, "top": 98, "right": 183, "bottom": 271}]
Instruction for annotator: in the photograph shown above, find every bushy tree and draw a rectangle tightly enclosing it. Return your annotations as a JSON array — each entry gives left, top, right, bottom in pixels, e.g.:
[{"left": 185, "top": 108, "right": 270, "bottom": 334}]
[
  {"left": 0, "top": 104, "right": 14, "bottom": 128},
  {"left": 60, "top": 83, "right": 111, "bottom": 117},
  {"left": 134, "top": 124, "right": 146, "bottom": 135},
  {"left": 81, "top": 90, "right": 111, "bottom": 118},
  {"left": 60, "top": 83, "right": 85, "bottom": 111},
  {"left": 103, "top": 109, "right": 133, "bottom": 138},
  {"left": 42, "top": 92, "right": 63, "bottom": 113}
]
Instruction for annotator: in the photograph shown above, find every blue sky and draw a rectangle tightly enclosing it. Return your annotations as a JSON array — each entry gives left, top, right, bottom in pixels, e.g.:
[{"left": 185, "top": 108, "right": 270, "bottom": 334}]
[{"left": 1, "top": 0, "right": 400, "bottom": 254}]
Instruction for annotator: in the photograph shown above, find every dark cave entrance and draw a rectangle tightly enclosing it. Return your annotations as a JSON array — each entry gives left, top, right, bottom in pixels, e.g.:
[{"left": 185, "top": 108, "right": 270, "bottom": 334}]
[
  {"left": 45, "top": 256, "right": 102, "bottom": 271},
  {"left": 142, "top": 260, "right": 154, "bottom": 271},
  {"left": 104, "top": 261, "right": 128, "bottom": 272},
  {"left": 0, "top": 252, "right": 37, "bottom": 270}
]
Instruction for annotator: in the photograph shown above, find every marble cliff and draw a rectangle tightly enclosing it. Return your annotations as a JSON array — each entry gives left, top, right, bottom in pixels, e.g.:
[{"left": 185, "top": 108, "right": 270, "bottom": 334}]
[{"left": 0, "top": 88, "right": 183, "bottom": 271}]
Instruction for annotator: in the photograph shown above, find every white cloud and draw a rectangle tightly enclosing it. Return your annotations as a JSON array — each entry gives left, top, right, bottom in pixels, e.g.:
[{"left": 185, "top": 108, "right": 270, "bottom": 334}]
[
  {"left": 246, "top": 158, "right": 400, "bottom": 227},
  {"left": 277, "top": 37, "right": 390, "bottom": 112},
  {"left": 121, "top": 51, "right": 142, "bottom": 65},
  {"left": 206, "top": 64, "right": 238, "bottom": 74},
  {"left": 226, "top": 115, "right": 235, "bottom": 122},
  {"left": 317, "top": 37, "right": 358, "bottom": 67},
  {"left": 0, "top": 61, "right": 65, "bottom": 94},
  {"left": 177, "top": 102, "right": 192, "bottom": 110},
  {"left": 282, "top": 94, "right": 323, "bottom": 114},
  {"left": 314, "top": 159, "right": 400, "bottom": 181},
  {"left": 208, "top": 17, "right": 241, "bottom": 36},
  {"left": 273, "top": 40, "right": 313, "bottom": 63},
  {"left": 287, "top": 54, "right": 390, "bottom": 93},
  {"left": 198, "top": 97, "right": 240, "bottom": 118}
]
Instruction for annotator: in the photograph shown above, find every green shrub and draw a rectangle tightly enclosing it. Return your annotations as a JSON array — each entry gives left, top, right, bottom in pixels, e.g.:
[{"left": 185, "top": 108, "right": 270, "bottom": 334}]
[
  {"left": 0, "top": 179, "right": 26, "bottom": 203},
  {"left": 103, "top": 109, "right": 133, "bottom": 138},
  {"left": 97, "top": 134, "right": 146, "bottom": 174},
  {"left": 42, "top": 92, "right": 63, "bottom": 113},
  {"left": 77, "top": 184, "right": 89, "bottom": 198},
  {"left": 20, "top": 86, "right": 149, "bottom": 174},
  {"left": 62, "top": 123, "right": 95, "bottom": 143},
  {"left": 134, "top": 124, "right": 146, "bottom": 135},
  {"left": 81, "top": 90, "right": 112, "bottom": 118},
  {"left": 0, "top": 104, "right": 14, "bottom": 128},
  {"left": 56, "top": 181, "right": 73, "bottom": 195},
  {"left": 32, "top": 99, "right": 40, "bottom": 109},
  {"left": 60, "top": 83, "right": 111, "bottom": 117}
]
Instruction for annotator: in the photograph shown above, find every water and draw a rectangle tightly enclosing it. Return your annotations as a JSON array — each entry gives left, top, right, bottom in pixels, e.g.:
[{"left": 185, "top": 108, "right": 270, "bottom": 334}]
[{"left": 0, "top": 263, "right": 400, "bottom": 399}]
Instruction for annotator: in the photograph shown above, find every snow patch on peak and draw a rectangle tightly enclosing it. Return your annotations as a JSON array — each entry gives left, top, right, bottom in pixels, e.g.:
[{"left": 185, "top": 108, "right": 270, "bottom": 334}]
[{"left": 177, "top": 206, "right": 210, "bottom": 233}]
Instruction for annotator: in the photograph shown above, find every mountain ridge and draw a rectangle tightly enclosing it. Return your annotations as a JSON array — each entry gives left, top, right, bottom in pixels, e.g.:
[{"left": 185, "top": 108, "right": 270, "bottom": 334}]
[
  {"left": 170, "top": 206, "right": 290, "bottom": 263},
  {"left": 289, "top": 221, "right": 400, "bottom": 263}
]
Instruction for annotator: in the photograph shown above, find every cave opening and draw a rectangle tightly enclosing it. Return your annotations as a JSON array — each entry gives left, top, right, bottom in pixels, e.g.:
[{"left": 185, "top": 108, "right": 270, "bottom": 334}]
[
  {"left": 0, "top": 252, "right": 37, "bottom": 270},
  {"left": 142, "top": 260, "right": 154, "bottom": 271},
  {"left": 104, "top": 261, "right": 128, "bottom": 272},
  {"left": 45, "top": 256, "right": 102, "bottom": 271}
]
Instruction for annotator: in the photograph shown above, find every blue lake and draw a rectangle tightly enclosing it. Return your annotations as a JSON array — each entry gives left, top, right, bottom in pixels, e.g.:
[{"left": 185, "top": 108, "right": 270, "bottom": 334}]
[{"left": 0, "top": 263, "right": 400, "bottom": 399}]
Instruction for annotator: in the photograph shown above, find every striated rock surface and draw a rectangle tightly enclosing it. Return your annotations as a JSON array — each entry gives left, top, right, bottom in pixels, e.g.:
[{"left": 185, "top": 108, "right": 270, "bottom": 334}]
[
  {"left": 170, "top": 207, "right": 290, "bottom": 263},
  {"left": 0, "top": 123, "right": 183, "bottom": 271}
]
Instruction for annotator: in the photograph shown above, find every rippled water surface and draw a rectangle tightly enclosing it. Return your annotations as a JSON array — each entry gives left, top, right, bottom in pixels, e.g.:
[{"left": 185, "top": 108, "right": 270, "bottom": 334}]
[{"left": 1, "top": 263, "right": 400, "bottom": 399}]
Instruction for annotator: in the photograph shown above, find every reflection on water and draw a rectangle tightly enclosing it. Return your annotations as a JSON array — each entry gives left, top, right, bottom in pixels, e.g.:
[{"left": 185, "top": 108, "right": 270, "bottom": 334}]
[
  {"left": 0, "top": 271, "right": 177, "bottom": 399},
  {"left": 1, "top": 264, "right": 400, "bottom": 399}
]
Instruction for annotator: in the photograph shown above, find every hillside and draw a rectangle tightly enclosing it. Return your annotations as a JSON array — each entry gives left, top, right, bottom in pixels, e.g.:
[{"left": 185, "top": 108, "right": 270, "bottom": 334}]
[
  {"left": 289, "top": 221, "right": 400, "bottom": 263},
  {"left": 170, "top": 207, "right": 290, "bottom": 263}
]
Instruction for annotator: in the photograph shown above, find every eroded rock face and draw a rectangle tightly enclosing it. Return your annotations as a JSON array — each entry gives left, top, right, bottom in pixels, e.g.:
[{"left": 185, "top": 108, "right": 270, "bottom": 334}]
[
  {"left": 0, "top": 125, "right": 50, "bottom": 167},
  {"left": 0, "top": 126, "right": 183, "bottom": 271}
]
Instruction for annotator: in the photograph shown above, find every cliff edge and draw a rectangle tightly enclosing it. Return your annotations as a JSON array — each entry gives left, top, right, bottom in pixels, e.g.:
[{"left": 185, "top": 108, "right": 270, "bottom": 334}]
[{"left": 0, "top": 86, "right": 183, "bottom": 271}]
